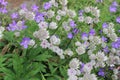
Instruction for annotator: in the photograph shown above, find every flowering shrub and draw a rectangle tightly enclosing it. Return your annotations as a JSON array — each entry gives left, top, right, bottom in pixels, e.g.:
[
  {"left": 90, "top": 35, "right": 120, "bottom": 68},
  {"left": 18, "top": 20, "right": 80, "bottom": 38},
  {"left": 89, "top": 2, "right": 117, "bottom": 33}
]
[{"left": 0, "top": 0, "right": 120, "bottom": 80}]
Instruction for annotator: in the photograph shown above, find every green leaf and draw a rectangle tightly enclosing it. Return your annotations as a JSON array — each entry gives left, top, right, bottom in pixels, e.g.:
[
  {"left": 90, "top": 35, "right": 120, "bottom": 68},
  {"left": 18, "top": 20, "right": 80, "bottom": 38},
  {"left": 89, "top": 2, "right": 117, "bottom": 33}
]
[
  {"left": 35, "top": 53, "right": 52, "bottom": 61},
  {"left": 3, "top": 31, "right": 14, "bottom": 42}
]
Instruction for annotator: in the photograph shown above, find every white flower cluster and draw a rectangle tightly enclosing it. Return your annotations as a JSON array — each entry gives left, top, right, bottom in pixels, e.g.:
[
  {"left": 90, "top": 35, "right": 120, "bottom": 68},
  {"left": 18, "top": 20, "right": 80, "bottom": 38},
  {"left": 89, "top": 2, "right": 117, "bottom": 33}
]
[
  {"left": 68, "top": 58, "right": 97, "bottom": 80},
  {"left": 19, "top": 9, "right": 35, "bottom": 20},
  {"left": 0, "top": 26, "right": 5, "bottom": 39},
  {"left": 103, "top": 22, "right": 118, "bottom": 41},
  {"left": 78, "top": 6, "right": 100, "bottom": 24}
]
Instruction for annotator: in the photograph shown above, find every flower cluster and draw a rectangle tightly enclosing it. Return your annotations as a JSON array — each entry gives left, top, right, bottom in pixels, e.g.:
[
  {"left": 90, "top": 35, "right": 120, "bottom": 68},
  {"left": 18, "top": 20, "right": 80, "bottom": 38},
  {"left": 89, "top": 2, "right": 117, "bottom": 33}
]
[
  {"left": 1, "top": 0, "right": 120, "bottom": 80},
  {"left": 0, "top": 0, "right": 8, "bottom": 14}
]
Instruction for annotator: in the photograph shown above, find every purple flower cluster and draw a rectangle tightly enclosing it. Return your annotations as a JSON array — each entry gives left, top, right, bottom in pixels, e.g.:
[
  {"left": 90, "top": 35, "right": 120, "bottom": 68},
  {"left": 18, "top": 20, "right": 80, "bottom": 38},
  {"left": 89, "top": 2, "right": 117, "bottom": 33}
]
[
  {"left": 67, "top": 20, "right": 80, "bottom": 39},
  {"left": 0, "top": 0, "right": 8, "bottom": 14},
  {"left": 81, "top": 28, "right": 95, "bottom": 40},
  {"left": 20, "top": 37, "right": 30, "bottom": 48},
  {"left": 7, "top": 20, "right": 27, "bottom": 31},
  {"left": 112, "top": 38, "right": 120, "bottom": 49},
  {"left": 109, "top": 1, "right": 118, "bottom": 13}
]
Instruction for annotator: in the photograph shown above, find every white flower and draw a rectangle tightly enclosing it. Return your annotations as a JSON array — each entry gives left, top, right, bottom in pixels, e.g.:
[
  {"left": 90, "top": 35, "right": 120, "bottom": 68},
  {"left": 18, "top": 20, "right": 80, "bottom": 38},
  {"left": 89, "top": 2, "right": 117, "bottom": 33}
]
[
  {"left": 112, "top": 75, "right": 118, "bottom": 80},
  {"left": 91, "top": 7, "right": 100, "bottom": 17},
  {"left": 57, "top": 10, "right": 66, "bottom": 16},
  {"left": 76, "top": 46, "right": 85, "bottom": 55},
  {"left": 108, "top": 22, "right": 114, "bottom": 28},
  {"left": 83, "top": 63, "right": 93, "bottom": 73},
  {"left": 68, "top": 75, "right": 78, "bottom": 80},
  {"left": 47, "top": 10, "right": 55, "bottom": 18},
  {"left": 29, "top": 39, "right": 35, "bottom": 46},
  {"left": 49, "top": 22, "right": 58, "bottom": 29},
  {"left": 14, "top": 32, "right": 20, "bottom": 37},
  {"left": 75, "top": 41, "right": 81, "bottom": 47},
  {"left": 113, "top": 69, "right": 119, "bottom": 74},
  {"left": 38, "top": 21, "right": 48, "bottom": 29},
  {"left": 56, "top": 15, "right": 61, "bottom": 21},
  {"left": 96, "top": 51, "right": 108, "bottom": 62},
  {"left": 50, "top": 35, "right": 60, "bottom": 45},
  {"left": 49, "top": 0, "right": 58, "bottom": 7},
  {"left": 33, "top": 29, "right": 49, "bottom": 40},
  {"left": 82, "top": 73, "right": 97, "bottom": 80},
  {"left": 69, "top": 58, "right": 79, "bottom": 69},
  {"left": 103, "top": 28, "right": 108, "bottom": 34},
  {"left": 64, "top": 49, "right": 73, "bottom": 56},
  {"left": 0, "top": 26, "right": 5, "bottom": 33},
  {"left": 19, "top": 9, "right": 27, "bottom": 15},
  {"left": 84, "top": 7, "right": 91, "bottom": 13},
  {"left": 78, "top": 16, "right": 84, "bottom": 22},
  {"left": 85, "top": 16, "right": 93, "bottom": 24},
  {"left": 93, "top": 17, "right": 99, "bottom": 23},
  {"left": 25, "top": 11, "right": 35, "bottom": 20},
  {"left": 110, "top": 33, "right": 118, "bottom": 41},
  {"left": 92, "top": 36, "right": 101, "bottom": 44},
  {"left": 89, "top": 54, "right": 96, "bottom": 60},
  {"left": 62, "top": 21, "right": 71, "bottom": 31},
  {"left": 67, "top": 10, "right": 76, "bottom": 18},
  {"left": 40, "top": 39, "right": 49, "bottom": 49},
  {"left": 59, "top": 0, "right": 68, "bottom": 6}
]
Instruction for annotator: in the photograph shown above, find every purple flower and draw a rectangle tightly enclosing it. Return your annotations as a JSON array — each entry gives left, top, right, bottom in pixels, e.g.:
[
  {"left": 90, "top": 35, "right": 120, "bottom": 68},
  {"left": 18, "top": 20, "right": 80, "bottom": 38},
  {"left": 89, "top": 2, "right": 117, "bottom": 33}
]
[
  {"left": 80, "top": 63, "right": 84, "bottom": 72},
  {"left": 118, "top": 30, "right": 120, "bottom": 32},
  {"left": 7, "top": 21, "right": 17, "bottom": 31},
  {"left": 81, "top": 32, "right": 88, "bottom": 40},
  {"left": 21, "top": 3, "right": 27, "bottom": 10},
  {"left": 112, "top": 1, "right": 118, "bottom": 7},
  {"left": 98, "top": 68, "right": 105, "bottom": 77},
  {"left": 109, "top": 5, "right": 117, "bottom": 13},
  {"left": 79, "top": 10, "right": 84, "bottom": 16},
  {"left": 1, "top": 0, "right": 8, "bottom": 6},
  {"left": 69, "top": 20, "right": 76, "bottom": 28},
  {"left": 102, "top": 36, "right": 107, "bottom": 42},
  {"left": 20, "top": 37, "right": 30, "bottom": 49},
  {"left": 11, "top": 12, "right": 19, "bottom": 19},
  {"left": 72, "top": 28, "right": 80, "bottom": 34},
  {"left": 0, "top": 7, "right": 7, "bottom": 14},
  {"left": 116, "top": 16, "right": 120, "bottom": 24},
  {"left": 112, "top": 38, "right": 120, "bottom": 49},
  {"left": 103, "top": 46, "right": 109, "bottom": 53},
  {"left": 102, "top": 22, "right": 108, "bottom": 28},
  {"left": 43, "top": 2, "right": 52, "bottom": 10},
  {"left": 67, "top": 33, "right": 73, "bottom": 39},
  {"left": 89, "top": 29, "right": 95, "bottom": 36},
  {"left": 99, "top": 30, "right": 103, "bottom": 34},
  {"left": 31, "top": 4, "right": 39, "bottom": 12},
  {"left": 35, "top": 12, "right": 44, "bottom": 23}
]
